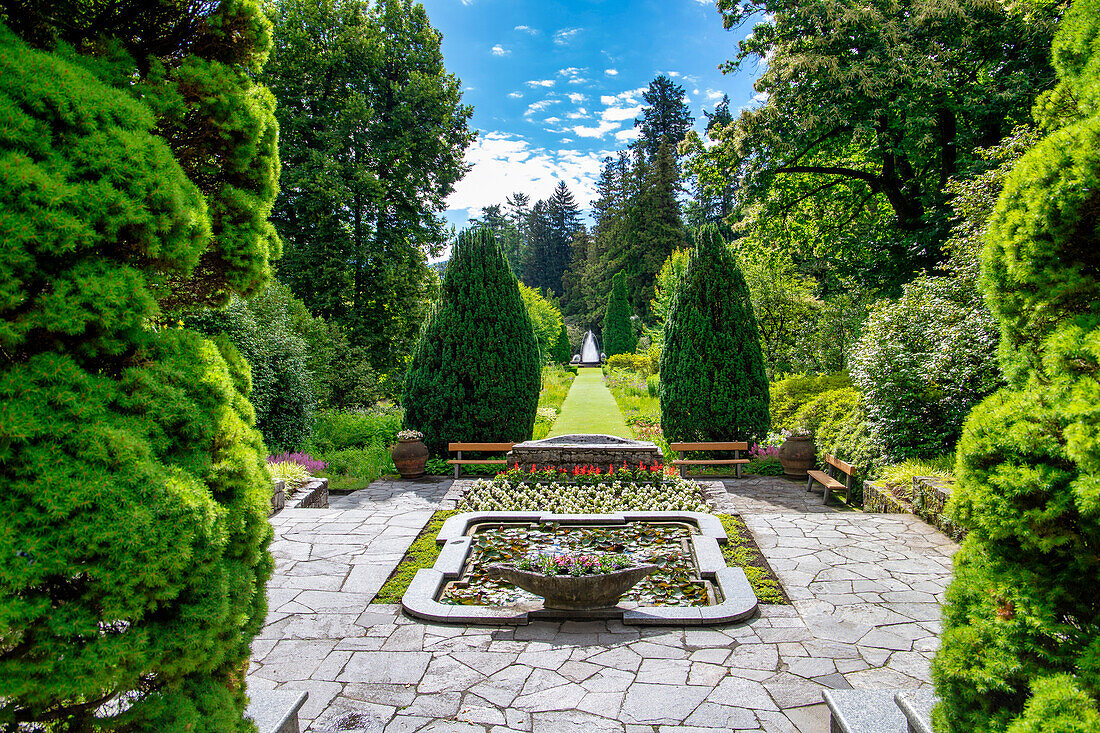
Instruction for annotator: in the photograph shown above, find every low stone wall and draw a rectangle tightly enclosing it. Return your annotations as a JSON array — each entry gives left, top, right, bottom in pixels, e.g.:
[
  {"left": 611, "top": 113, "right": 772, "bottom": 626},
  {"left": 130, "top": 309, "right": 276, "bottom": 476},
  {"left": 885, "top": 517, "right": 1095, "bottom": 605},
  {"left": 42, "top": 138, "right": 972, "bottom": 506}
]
[
  {"left": 863, "top": 481, "right": 910, "bottom": 514},
  {"left": 912, "top": 476, "right": 966, "bottom": 541},
  {"left": 287, "top": 477, "right": 329, "bottom": 509},
  {"left": 509, "top": 434, "right": 663, "bottom": 471},
  {"left": 270, "top": 480, "right": 285, "bottom": 515}
]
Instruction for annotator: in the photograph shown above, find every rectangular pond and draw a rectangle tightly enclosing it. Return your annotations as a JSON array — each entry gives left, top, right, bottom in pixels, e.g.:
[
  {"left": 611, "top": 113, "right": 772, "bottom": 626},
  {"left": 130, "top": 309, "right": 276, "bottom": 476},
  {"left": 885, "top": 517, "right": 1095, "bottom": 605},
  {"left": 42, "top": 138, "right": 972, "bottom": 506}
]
[{"left": 401, "top": 511, "right": 760, "bottom": 626}]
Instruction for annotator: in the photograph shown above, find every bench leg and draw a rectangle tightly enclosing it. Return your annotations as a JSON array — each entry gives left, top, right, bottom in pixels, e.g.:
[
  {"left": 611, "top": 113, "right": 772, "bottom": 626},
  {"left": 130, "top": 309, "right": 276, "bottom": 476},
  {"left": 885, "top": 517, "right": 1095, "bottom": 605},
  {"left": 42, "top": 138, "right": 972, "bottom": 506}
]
[
  {"left": 454, "top": 451, "right": 461, "bottom": 480},
  {"left": 735, "top": 450, "right": 742, "bottom": 479},
  {"left": 845, "top": 476, "right": 852, "bottom": 505},
  {"left": 806, "top": 475, "right": 814, "bottom": 492}
]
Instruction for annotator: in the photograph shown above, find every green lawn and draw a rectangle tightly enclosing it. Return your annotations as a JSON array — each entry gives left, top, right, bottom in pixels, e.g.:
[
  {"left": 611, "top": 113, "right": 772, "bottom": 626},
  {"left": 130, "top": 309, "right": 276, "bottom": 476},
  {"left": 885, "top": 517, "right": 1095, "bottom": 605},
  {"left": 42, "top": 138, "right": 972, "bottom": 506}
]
[{"left": 548, "top": 368, "right": 632, "bottom": 438}]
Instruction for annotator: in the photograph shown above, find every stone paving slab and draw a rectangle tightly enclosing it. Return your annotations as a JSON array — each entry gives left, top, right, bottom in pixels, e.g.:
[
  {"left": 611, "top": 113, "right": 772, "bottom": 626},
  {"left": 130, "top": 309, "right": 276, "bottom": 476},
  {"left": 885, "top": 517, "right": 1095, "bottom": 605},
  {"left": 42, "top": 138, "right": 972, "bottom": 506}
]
[{"left": 249, "top": 474, "right": 958, "bottom": 733}]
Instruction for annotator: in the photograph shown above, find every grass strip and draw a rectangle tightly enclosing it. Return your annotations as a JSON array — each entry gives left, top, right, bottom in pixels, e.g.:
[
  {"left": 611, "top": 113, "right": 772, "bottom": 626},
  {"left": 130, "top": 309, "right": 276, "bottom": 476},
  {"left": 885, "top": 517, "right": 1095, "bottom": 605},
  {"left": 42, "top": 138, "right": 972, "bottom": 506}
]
[
  {"left": 372, "top": 510, "right": 458, "bottom": 604},
  {"left": 548, "top": 367, "right": 632, "bottom": 438},
  {"left": 716, "top": 513, "right": 788, "bottom": 604}
]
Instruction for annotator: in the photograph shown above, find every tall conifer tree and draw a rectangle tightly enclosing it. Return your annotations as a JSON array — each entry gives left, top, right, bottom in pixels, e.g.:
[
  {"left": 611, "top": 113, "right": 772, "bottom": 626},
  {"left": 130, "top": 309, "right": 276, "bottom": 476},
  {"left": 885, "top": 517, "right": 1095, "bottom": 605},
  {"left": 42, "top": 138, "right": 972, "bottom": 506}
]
[
  {"left": 603, "top": 272, "right": 636, "bottom": 357},
  {"left": 404, "top": 229, "right": 540, "bottom": 454},
  {"left": 661, "top": 226, "right": 770, "bottom": 442}
]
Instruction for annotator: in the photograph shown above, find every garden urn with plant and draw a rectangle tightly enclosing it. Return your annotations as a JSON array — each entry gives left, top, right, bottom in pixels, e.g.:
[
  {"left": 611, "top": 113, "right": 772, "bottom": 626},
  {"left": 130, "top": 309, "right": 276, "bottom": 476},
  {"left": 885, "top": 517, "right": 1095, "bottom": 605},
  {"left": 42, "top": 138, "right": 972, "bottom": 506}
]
[
  {"left": 392, "top": 430, "right": 429, "bottom": 478},
  {"left": 777, "top": 431, "right": 816, "bottom": 477},
  {"left": 488, "top": 553, "right": 658, "bottom": 610}
]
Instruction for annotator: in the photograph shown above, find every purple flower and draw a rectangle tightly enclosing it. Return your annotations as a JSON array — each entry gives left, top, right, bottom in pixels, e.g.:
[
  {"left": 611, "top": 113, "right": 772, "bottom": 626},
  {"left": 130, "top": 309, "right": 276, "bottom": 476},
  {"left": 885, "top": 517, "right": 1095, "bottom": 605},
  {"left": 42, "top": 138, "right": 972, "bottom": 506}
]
[{"left": 268, "top": 452, "right": 328, "bottom": 474}]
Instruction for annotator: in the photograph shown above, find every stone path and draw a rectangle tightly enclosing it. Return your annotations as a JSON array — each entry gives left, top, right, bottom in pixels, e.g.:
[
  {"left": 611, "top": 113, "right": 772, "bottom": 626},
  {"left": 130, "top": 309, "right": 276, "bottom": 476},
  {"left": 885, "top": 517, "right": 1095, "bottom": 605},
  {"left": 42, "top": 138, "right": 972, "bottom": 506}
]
[{"left": 248, "top": 475, "right": 958, "bottom": 732}]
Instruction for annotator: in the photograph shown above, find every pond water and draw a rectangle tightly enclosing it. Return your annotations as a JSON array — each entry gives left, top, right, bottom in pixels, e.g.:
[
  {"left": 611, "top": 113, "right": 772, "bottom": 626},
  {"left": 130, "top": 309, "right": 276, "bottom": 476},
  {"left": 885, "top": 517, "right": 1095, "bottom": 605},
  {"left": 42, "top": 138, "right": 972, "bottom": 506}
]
[{"left": 441, "top": 521, "right": 713, "bottom": 607}]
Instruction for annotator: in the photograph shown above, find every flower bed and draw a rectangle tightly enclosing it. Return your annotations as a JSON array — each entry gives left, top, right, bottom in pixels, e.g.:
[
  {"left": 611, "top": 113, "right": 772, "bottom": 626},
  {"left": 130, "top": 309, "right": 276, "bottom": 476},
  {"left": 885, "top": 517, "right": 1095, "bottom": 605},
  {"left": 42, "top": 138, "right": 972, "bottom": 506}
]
[{"left": 457, "top": 469, "right": 707, "bottom": 513}]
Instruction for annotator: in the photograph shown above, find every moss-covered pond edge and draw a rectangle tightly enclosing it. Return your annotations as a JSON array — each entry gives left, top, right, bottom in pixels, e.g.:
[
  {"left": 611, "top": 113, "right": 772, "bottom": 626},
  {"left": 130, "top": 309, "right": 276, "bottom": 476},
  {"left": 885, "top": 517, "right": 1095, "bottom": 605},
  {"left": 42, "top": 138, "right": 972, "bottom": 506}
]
[{"left": 397, "top": 511, "right": 759, "bottom": 626}]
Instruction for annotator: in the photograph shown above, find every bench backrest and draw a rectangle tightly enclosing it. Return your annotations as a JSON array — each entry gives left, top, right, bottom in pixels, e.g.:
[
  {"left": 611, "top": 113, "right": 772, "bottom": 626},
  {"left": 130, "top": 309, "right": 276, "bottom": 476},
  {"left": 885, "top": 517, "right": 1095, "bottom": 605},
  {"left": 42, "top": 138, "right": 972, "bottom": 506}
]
[
  {"left": 824, "top": 454, "right": 855, "bottom": 476},
  {"left": 670, "top": 441, "right": 748, "bottom": 452},
  {"left": 448, "top": 442, "right": 513, "bottom": 452}
]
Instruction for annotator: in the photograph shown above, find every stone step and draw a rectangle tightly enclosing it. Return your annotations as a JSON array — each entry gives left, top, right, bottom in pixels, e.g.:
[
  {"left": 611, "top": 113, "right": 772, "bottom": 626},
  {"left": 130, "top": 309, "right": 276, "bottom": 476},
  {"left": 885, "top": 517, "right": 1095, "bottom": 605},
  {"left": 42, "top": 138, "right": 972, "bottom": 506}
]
[
  {"left": 246, "top": 690, "right": 308, "bottom": 733},
  {"left": 822, "top": 689, "right": 936, "bottom": 733}
]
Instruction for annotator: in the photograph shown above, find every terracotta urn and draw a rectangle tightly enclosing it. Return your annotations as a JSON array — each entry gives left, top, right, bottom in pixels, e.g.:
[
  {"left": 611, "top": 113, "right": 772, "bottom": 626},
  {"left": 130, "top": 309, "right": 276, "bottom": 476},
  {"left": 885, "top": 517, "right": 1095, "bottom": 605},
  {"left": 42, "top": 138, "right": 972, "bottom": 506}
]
[
  {"left": 487, "top": 563, "right": 658, "bottom": 610},
  {"left": 391, "top": 438, "right": 428, "bottom": 479},
  {"left": 777, "top": 434, "right": 816, "bottom": 477}
]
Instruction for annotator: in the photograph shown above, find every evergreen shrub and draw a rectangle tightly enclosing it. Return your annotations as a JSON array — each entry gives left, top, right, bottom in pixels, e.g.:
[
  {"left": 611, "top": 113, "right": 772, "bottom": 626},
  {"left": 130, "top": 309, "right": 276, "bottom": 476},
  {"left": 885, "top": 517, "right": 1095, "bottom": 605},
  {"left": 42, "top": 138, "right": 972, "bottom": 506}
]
[
  {"left": 603, "top": 271, "right": 636, "bottom": 356},
  {"left": 606, "top": 353, "right": 654, "bottom": 375},
  {"left": 404, "top": 228, "right": 541, "bottom": 454},
  {"left": 769, "top": 372, "right": 853, "bottom": 430},
  {"left": 551, "top": 323, "right": 572, "bottom": 364},
  {"left": 661, "top": 225, "right": 770, "bottom": 442},
  {"left": 305, "top": 407, "right": 403, "bottom": 453},
  {"left": 932, "top": 2, "right": 1100, "bottom": 728},
  {"left": 0, "top": 25, "right": 272, "bottom": 731}
]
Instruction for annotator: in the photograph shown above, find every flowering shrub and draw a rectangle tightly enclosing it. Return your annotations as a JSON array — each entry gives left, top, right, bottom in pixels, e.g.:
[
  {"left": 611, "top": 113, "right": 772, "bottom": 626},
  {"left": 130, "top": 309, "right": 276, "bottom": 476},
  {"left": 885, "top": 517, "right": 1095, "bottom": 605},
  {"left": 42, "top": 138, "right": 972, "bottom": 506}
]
[
  {"left": 268, "top": 461, "right": 311, "bottom": 490},
  {"left": 397, "top": 429, "right": 423, "bottom": 441},
  {"left": 513, "top": 553, "right": 632, "bottom": 576},
  {"left": 268, "top": 452, "right": 328, "bottom": 474},
  {"left": 748, "top": 443, "right": 780, "bottom": 459},
  {"left": 458, "top": 473, "right": 707, "bottom": 513}
]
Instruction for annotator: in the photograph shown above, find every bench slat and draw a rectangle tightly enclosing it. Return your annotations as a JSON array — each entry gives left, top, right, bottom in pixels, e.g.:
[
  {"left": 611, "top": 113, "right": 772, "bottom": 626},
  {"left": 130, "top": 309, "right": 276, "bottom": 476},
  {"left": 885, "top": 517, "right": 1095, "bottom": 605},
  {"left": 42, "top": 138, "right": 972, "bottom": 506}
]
[
  {"left": 670, "top": 442, "right": 748, "bottom": 452},
  {"left": 807, "top": 469, "right": 844, "bottom": 490},
  {"left": 447, "top": 459, "right": 508, "bottom": 465},
  {"left": 824, "top": 454, "right": 855, "bottom": 475},
  {"left": 448, "top": 442, "right": 513, "bottom": 452},
  {"left": 672, "top": 459, "right": 750, "bottom": 466}
]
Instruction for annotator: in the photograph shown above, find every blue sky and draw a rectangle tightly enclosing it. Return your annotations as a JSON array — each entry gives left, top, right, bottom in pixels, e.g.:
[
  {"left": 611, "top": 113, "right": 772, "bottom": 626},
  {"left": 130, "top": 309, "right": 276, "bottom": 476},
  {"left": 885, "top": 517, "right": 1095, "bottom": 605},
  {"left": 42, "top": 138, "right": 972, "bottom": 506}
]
[{"left": 417, "top": 0, "right": 763, "bottom": 230}]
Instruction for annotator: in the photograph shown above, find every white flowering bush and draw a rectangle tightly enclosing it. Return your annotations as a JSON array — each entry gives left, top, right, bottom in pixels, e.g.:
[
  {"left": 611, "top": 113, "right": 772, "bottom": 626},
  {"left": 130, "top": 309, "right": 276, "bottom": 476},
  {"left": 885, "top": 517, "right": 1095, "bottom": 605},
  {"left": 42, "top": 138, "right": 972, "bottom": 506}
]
[{"left": 457, "top": 475, "right": 708, "bottom": 513}]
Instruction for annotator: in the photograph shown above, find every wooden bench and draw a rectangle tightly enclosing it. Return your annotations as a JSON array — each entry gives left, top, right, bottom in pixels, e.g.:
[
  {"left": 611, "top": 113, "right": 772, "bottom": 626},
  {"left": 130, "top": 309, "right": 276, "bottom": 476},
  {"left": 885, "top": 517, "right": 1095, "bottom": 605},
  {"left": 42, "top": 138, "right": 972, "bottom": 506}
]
[
  {"left": 447, "top": 442, "right": 513, "bottom": 479},
  {"left": 669, "top": 442, "right": 750, "bottom": 478},
  {"left": 807, "top": 454, "right": 855, "bottom": 504}
]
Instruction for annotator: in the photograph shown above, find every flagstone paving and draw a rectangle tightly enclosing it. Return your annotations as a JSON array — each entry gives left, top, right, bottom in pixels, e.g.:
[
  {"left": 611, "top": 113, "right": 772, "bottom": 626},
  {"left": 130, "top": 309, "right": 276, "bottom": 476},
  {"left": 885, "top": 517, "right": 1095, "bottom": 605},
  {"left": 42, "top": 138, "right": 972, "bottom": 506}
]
[{"left": 248, "top": 475, "right": 958, "bottom": 732}]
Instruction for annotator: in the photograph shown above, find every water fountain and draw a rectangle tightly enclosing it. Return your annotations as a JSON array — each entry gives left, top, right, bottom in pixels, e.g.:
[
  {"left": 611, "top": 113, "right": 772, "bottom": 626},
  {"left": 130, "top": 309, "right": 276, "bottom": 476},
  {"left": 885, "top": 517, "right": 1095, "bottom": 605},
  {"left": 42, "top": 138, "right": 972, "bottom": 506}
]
[{"left": 578, "top": 330, "right": 601, "bottom": 366}]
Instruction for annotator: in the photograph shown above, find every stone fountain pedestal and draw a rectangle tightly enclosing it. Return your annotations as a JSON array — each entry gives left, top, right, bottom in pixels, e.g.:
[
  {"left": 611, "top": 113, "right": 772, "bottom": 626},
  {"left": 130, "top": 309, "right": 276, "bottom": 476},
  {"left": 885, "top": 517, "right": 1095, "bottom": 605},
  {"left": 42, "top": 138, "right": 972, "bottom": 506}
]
[{"left": 508, "top": 434, "right": 663, "bottom": 471}]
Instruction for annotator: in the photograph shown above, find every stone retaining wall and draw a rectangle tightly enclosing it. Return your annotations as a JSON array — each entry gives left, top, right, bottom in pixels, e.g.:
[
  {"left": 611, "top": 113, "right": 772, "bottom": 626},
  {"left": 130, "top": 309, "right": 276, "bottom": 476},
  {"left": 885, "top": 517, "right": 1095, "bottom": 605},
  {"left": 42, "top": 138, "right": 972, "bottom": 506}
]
[
  {"left": 509, "top": 434, "right": 663, "bottom": 471},
  {"left": 912, "top": 476, "right": 965, "bottom": 541},
  {"left": 270, "top": 480, "right": 285, "bottom": 515},
  {"left": 863, "top": 481, "right": 910, "bottom": 514}
]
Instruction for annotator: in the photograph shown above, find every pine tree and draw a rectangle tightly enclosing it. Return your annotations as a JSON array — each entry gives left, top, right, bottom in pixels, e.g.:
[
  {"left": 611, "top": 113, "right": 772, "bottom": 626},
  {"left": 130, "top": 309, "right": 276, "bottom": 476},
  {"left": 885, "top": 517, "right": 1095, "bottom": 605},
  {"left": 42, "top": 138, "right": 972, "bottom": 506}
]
[
  {"left": 661, "top": 226, "right": 770, "bottom": 442},
  {"left": 0, "top": 20, "right": 273, "bottom": 730},
  {"left": 404, "top": 228, "right": 541, "bottom": 454},
  {"left": 603, "top": 272, "right": 636, "bottom": 357},
  {"left": 931, "top": 1, "right": 1100, "bottom": 729},
  {"left": 633, "top": 74, "right": 694, "bottom": 162}
]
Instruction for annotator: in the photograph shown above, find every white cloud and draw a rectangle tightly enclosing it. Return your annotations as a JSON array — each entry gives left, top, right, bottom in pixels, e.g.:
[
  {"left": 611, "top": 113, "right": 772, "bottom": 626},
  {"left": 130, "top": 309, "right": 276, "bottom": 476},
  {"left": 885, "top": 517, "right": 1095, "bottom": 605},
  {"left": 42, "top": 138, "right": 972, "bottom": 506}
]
[
  {"left": 508, "top": 91, "right": 523, "bottom": 99},
  {"left": 566, "top": 107, "right": 590, "bottom": 119},
  {"left": 615, "top": 128, "right": 642, "bottom": 142},
  {"left": 491, "top": 44, "right": 510, "bottom": 56},
  {"left": 567, "top": 92, "right": 587, "bottom": 104},
  {"left": 524, "top": 99, "right": 560, "bottom": 116},
  {"left": 526, "top": 79, "right": 556, "bottom": 88},
  {"left": 601, "top": 105, "right": 641, "bottom": 122},
  {"left": 544, "top": 116, "right": 562, "bottom": 123},
  {"left": 573, "top": 119, "right": 621, "bottom": 138},
  {"left": 558, "top": 67, "right": 585, "bottom": 78},
  {"left": 600, "top": 95, "right": 617, "bottom": 105},
  {"left": 554, "top": 27, "right": 582, "bottom": 45},
  {"left": 567, "top": 77, "right": 590, "bottom": 85},
  {"left": 604, "top": 68, "right": 619, "bottom": 76},
  {"left": 514, "top": 24, "right": 538, "bottom": 34},
  {"left": 667, "top": 70, "right": 681, "bottom": 78},
  {"left": 446, "top": 131, "right": 606, "bottom": 215}
]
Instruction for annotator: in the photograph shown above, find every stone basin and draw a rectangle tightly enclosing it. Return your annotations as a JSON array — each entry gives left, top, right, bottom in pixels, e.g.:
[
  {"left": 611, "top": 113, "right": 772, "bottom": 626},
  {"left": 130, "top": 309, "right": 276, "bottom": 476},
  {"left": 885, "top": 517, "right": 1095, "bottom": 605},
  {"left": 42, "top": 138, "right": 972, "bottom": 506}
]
[
  {"left": 487, "top": 563, "right": 659, "bottom": 609},
  {"left": 509, "top": 434, "right": 663, "bottom": 471}
]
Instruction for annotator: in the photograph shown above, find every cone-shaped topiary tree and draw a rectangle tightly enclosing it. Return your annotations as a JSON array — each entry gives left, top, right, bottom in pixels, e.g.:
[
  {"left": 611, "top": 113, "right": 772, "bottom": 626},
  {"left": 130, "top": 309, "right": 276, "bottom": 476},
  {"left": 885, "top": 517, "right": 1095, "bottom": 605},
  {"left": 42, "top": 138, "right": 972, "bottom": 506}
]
[
  {"left": 661, "top": 225, "right": 770, "bottom": 442},
  {"left": 404, "top": 228, "right": 541, "bottom": 454},
  {"left": 552, "top": 322, "right": 572, "bottom": 364},
  {"left": 931, "top": 2, "right": 1100, "bottom": 729},
  {"left": 0, "top": 22, "right": 273, "bottom": 732},
  {"left": 603, "top": 271, "right": 636, "bottom": 357}
]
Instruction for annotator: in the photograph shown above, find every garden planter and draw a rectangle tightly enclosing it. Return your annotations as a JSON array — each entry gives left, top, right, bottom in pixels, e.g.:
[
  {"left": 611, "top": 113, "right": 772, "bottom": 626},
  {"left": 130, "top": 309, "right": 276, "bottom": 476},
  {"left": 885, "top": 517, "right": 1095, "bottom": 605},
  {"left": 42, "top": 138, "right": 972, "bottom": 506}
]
[
  {"left": 778, "top": 434, "right": 816, "bottom": 477},
  {"left": 391, "top": 438, "right": 428, "bottom": 479},
  {"left": 487, "top": 563, "right": 658, "bottom": 609}
]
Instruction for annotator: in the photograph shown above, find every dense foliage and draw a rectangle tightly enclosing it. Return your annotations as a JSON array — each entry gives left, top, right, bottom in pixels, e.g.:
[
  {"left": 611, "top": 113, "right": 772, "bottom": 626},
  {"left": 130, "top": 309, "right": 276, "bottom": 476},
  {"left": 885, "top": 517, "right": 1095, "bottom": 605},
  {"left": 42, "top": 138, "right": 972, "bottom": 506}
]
[
  {"left": 0, "top": 17, "right": 273, "bottom": 731},
  {"left": 263, "top": 0, "right": 472, "bottom": 377},
  {"left": 661, "top": 226, "right": 770, "bottom": 442},
  {"left": 404, "top": 228, "right": 541, "bottom": 454},
  {"left": 932, "top": 2, "right": 1100, "bottom": 728},
  {"left": 603, "top": 272, "right": 636, "bottom": 357},
  {"left": 850, "top": 275, "right": 1001, "bottom": 460},
  {"left": 551, "top": 323, "right": 572, "bottom": 364},
  {"left": 691, "top": 0, "right": 1062, "bottom": 291},
  {"left": 518, "top": 283, "right": 564, "bottom": 362}
]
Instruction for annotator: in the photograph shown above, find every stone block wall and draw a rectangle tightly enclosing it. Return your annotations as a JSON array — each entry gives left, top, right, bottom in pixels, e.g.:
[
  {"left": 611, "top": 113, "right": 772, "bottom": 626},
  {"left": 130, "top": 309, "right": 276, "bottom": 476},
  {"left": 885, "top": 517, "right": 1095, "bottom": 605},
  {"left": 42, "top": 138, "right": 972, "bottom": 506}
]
[
  {"left": 863, "top": 481, "right": 910, "bottom": 514},
  {"left": 912, "top": 476, "right": 966, "bottom": 541},
  {"left": 270, "top": 479, "right": 286, "bottom": 515}
]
